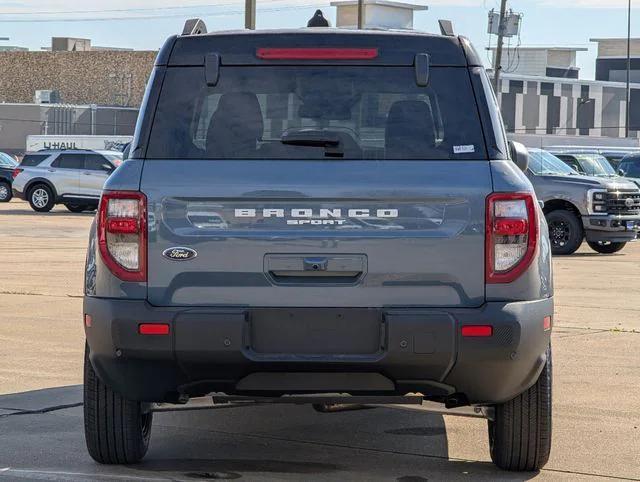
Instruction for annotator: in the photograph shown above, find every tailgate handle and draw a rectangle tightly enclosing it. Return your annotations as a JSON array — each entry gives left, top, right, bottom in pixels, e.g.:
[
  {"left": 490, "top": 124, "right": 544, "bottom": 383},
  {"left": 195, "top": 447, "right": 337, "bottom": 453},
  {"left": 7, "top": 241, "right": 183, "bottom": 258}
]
[
  {"left": 265, "top": 254, "right": 367, "bottom": 285},
  {"left": 303, "top": 257, "right": 328, "bottom": 272}
]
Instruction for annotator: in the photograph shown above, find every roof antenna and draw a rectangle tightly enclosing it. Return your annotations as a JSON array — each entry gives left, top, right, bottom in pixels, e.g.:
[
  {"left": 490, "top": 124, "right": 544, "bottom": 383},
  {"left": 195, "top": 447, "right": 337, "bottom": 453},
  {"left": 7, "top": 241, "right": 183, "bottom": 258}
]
[{"left": 307, "top": 9, "right": 330, "bottom": 27}]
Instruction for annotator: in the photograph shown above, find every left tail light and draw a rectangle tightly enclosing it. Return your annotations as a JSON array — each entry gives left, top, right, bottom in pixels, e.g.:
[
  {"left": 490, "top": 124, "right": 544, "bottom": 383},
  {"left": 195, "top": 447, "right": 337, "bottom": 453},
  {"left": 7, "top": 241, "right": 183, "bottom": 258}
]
[
  {"left": 98, "top": 190, "right": 147, "bottom": 282},
  {"left": 12, "top": 168, "right": 23, "bottom": 179},
  {"left": 486, "top": 192, "right": 538, "bottom": 284}
]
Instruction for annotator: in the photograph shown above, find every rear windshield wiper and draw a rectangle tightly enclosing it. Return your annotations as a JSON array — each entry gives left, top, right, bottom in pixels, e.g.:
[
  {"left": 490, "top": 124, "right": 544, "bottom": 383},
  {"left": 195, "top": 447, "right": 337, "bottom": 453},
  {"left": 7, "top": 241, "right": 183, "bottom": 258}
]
[{"left": 281, "top": 130, "right": 344, "bottom": 157}]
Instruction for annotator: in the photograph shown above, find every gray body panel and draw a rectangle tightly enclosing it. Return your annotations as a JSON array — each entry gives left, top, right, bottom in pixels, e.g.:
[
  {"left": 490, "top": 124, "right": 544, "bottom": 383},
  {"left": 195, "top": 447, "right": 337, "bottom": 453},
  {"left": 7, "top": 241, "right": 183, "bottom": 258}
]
[
  {"left": 487, "top": 160, "right": 553, "bottom": 301},
  {"left": 139, "top": 160, "right": 492, "bottom": 308}
]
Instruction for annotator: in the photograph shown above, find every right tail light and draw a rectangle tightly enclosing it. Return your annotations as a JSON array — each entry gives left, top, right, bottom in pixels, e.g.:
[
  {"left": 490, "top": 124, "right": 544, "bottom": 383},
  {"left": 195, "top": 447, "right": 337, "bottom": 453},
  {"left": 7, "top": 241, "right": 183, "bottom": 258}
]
[
  {"left": 98, "top": 191, "right": 147, "bottom": 282},
  {"left": 486, "top": 192, "right": 538, "bottom": 284},
  {"left": 12, "top": 168, "right": 23, "bottom": 179}
]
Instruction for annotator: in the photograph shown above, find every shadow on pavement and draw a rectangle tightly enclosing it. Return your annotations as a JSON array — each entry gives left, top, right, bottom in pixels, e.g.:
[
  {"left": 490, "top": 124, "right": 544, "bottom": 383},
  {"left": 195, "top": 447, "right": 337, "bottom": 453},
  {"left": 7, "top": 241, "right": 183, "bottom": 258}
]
[{"left": 0, "top": 385, "right": 539, "bottom": 481}]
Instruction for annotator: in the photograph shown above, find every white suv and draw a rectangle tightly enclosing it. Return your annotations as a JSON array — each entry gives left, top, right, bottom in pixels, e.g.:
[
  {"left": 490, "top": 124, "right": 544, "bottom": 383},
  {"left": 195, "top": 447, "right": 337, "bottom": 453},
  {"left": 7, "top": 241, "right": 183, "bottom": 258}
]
[{"left": 12, "top": 150, "right": 122, "bottom": 212}]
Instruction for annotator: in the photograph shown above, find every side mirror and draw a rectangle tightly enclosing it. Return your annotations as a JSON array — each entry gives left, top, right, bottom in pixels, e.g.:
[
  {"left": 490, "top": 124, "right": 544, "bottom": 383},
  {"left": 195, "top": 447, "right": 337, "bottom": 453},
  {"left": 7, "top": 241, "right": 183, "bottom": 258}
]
[
  {"left": 508, "top": 141, "right": 529, "bottom": 172},
  {"left": 618, "top": 168, "right": 626, "bottom": 176}
]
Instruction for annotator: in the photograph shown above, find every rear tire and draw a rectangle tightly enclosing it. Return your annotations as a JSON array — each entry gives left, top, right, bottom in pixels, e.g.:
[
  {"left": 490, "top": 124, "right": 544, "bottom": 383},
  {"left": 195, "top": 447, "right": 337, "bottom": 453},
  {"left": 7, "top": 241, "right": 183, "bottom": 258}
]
[
  {"left": 84, "top": 343, "right": 153, "bottom": 464},
  {"left": 587, "top": 241, "right": 626, "bottom": 254},
  {"left": 0, "top": 181, "right": 11, "bottom": 202},
  {"left": 545, "top": 210, "right": 583, "bottom": 255},
  {"left": 488, "top": 346, "right": 552, "bottom": 471},
  {"left": 28, "top": 183, "right": 55, "bottom": 212}
]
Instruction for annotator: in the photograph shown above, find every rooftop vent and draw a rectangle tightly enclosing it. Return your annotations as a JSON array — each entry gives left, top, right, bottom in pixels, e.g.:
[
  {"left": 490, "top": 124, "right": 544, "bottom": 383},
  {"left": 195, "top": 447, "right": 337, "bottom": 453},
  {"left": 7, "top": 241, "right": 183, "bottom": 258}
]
[{"left": 330, "top": 0, "right": 428, "bottom": 30}]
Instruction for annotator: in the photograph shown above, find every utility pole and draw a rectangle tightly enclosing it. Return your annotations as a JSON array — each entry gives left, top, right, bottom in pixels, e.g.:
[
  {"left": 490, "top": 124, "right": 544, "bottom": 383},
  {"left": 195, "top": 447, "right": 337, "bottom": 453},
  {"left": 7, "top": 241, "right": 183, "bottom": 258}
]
[
  {"left": 357, "top": 0, "right": 364, "bottom": 29},
  {"left": 492, "top": 0, "right": 508, "bottom": 93},
  {"left": 245, "top": 0, "right": 256, "bottom": 30},
  {"left": 625, "top": 0, "right": 632, "bottom": 138}
]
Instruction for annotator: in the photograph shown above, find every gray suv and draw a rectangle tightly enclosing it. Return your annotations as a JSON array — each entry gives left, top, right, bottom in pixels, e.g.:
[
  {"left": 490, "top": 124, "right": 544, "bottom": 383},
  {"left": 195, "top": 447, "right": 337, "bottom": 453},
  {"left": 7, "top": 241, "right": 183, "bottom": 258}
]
[
  {"left": 527, "top": 149, "right": 640, "bottom": 255},
  {"left": 83, "top": 26, "right": 553, "bottom": 471},
  {"left": 12, "top": 149, "right": 121, "bottom": 212}
]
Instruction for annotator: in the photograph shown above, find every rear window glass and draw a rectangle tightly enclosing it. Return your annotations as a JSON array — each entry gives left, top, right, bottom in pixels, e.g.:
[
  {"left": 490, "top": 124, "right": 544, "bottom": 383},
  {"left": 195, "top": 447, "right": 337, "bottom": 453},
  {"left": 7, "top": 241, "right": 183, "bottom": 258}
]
[
  {"left": 20, "top": 154, "right": 48, "bottom": 167},
  {"left": 147, "top": 66, "right": 487, "bottom": 160}
]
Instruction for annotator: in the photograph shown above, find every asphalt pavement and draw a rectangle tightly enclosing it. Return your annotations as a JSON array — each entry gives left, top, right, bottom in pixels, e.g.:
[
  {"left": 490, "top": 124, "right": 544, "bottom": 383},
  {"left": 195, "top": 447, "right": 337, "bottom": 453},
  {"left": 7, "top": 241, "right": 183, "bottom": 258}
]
[{"left": 0, "top": 200, "right": 639, "bottom": 481}]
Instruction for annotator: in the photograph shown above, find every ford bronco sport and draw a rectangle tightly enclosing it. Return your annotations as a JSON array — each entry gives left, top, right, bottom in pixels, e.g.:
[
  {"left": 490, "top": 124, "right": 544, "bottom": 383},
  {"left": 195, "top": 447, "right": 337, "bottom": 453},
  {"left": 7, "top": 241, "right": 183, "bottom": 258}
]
[{"left": 83, "top": 23, "right": 554, "bottom": 472}]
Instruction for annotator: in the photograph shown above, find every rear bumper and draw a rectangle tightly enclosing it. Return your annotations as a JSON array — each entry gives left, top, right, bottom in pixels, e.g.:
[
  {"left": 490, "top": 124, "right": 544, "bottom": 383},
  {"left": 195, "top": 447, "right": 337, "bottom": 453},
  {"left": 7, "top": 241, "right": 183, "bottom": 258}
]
[
  {"left": 12, "top": 188, "right": 25, "bottom": 200},
  {"left": 84, "top": 297, "right": 553, "bottom": 405}
]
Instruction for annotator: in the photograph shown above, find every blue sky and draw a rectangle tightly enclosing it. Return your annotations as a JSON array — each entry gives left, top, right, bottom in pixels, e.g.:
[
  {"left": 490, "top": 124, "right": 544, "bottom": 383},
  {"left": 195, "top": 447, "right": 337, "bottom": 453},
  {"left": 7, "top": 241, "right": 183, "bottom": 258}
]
[{"left": 0, "top": 0, "right": 636, "bottom": 80}]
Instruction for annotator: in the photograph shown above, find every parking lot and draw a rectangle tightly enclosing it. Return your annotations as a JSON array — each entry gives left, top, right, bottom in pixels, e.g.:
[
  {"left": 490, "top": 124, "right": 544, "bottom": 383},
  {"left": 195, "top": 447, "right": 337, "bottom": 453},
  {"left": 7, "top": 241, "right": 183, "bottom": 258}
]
[{"left": 0, "top": 199, "right": 639, "bottom": 481}]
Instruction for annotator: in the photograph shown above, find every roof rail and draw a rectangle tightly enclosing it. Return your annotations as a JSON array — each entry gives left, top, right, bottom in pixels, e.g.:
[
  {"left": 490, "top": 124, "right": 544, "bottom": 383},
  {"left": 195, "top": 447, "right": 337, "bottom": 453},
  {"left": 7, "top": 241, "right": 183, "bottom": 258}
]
[{"left": 182, "top": 18, "right": 208, "bottom": 36}]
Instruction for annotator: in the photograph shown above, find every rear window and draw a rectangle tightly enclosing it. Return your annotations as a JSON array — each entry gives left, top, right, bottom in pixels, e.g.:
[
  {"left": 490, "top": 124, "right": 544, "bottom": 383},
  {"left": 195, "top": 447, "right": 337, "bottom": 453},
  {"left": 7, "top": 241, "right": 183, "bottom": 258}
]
[
  {"left": 20, "top": 154, "right": 48, "bottom": 167},
  {"left": 147, "top": 66, "right": 487, "bottom": 160}
]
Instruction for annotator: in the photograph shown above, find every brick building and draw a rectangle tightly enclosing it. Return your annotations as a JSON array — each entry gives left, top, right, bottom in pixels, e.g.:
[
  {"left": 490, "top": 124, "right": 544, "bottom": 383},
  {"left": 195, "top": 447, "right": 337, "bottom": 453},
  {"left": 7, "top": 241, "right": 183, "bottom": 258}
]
[{"left": 0, "top": 49, "right": 156, "bottom": 107}]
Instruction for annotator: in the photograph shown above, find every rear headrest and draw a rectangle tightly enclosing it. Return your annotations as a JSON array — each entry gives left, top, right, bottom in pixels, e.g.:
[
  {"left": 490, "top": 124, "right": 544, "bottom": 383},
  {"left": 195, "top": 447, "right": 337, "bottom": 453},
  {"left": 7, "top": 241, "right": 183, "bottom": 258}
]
[
  {"left": 385, "top": 100, "right": 437, "bottom": 158},
  {"left": 206, "top": 92, "right": 263, "bottom": 157}
]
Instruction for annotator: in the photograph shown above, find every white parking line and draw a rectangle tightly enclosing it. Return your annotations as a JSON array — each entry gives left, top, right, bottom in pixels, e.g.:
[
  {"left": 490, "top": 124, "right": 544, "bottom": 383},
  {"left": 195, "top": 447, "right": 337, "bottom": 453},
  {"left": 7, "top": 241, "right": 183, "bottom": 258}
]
[{"left": 0, "top": 468, "right": 170, "bottom": 481}]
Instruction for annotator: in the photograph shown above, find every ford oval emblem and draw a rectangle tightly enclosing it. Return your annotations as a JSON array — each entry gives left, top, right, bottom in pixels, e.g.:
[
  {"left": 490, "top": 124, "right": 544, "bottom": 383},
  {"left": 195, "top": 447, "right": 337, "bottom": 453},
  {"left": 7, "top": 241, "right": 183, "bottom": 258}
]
[{"left": 163, "top": 247, "right": 197, "bottom": 261}]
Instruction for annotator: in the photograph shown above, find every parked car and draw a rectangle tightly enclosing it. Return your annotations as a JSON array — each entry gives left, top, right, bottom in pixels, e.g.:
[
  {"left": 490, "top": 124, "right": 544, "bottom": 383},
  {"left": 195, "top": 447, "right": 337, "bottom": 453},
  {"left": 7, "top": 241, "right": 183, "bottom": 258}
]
[
  {"left": 83, "top": 24, "right": 554, "bottom": 472},
  {"left": 547, "top": 149, "right": 619, "bottom": 178},
  {"left": 617, "top": 153, "right": 640, "bottom": 187},
  {"left": 526, "top": 149, "right": 640, "bottom": 254},
  {"left": 0, "top": 152, "right": 18, "bottom": 202},
  {"left": 545, "top": 146, "right": 640, "bottom": 169},
  {"left": 12, "top": 149, "right": 121, "bottom": 212}
]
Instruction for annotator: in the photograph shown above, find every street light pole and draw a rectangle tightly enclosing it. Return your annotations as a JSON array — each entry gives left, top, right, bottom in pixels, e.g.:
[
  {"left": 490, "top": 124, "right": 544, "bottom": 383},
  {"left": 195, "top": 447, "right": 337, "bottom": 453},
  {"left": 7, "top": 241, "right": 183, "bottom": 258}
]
[
  {"left": 492, "top": 0, "right": 508, "bottom": 93},
  {"left": 625, "top": 0, "right": 632, "bottom": 137},
  {"left": 357, "top": 0, "right": 364, "bottom": 29}
]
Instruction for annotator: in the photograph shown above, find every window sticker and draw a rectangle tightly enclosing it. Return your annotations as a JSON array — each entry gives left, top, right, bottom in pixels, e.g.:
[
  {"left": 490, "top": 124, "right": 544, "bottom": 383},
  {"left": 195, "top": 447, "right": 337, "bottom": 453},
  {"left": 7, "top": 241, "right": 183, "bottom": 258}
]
[{"left": 454, "top": 145, "right": 476, "bottom": 154}]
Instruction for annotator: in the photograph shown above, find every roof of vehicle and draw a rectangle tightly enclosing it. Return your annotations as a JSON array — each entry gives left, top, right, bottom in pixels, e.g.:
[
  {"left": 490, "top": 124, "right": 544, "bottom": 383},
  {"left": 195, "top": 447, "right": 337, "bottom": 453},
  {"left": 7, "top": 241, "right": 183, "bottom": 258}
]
[
  {"left": 159, "top": 28, "right": 481, "bottom": 68},
  {"left": 546, "top": 146, "right": 640, "bottom": 153},
  {"left": 620, "top": 153, "right": 640, "bottom": 162}
]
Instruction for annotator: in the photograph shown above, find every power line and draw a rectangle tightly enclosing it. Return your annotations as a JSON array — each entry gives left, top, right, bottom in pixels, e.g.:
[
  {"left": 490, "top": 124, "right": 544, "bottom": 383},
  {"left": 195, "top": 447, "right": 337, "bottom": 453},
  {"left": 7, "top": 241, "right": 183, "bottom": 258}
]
[{"left": 0, "top": 3, "right": 324, "bottom": 23}]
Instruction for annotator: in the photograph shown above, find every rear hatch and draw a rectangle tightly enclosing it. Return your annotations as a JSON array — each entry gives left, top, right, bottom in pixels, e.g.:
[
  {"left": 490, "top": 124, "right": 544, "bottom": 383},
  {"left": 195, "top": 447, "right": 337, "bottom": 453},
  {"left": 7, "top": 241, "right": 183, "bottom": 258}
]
[{"left": 139, "top": 32, "right": 494, "bottom": 308}]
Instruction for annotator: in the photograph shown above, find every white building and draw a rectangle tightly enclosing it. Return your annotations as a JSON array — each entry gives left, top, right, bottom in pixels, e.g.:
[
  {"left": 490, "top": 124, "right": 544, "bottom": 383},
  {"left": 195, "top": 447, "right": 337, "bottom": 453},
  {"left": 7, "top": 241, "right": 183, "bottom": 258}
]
[{"left": 488, "top": 47, "right": 587, "bottom": 79}]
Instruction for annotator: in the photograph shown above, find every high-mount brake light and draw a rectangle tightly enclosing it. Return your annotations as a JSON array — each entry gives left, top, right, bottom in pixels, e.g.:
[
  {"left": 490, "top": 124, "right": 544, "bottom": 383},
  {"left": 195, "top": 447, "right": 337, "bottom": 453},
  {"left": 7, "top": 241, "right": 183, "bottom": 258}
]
[
  {"left": 98, "top": 191, "right": 147, "bottom": 282},
  {"left": 256, "top": 47, "right": 379, "bottom": 60},
  {"left": 486, "top": 192, "right": 538, "bottom": 284}
]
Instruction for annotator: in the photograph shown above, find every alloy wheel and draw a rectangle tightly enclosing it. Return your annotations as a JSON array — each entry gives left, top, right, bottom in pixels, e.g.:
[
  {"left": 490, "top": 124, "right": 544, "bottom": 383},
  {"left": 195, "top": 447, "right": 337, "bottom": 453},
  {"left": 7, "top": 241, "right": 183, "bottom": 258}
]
[
  {"left": 32, "top": 188, "right": 49, "bottom": 208},
  {"left": 549, "top": 220, "right": 571, "bottom": 248}
]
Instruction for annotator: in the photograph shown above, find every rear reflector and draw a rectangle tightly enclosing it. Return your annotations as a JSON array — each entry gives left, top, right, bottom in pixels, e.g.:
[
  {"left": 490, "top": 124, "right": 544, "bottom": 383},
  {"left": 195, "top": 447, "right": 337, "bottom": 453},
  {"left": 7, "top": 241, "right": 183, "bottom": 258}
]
[
  {"left": 138, "top": 323, "right": 170, "bottom": 335},
  {"left": 256, "top": 47, "right": 379, "bottom": 60},
  {"left": 461, "top": 325, "right": 493, "bottom": 337},
  {"left": 543, "top": 316, "right": 552, "bottom": 331},
  {"left": 84, "top": 314, "right": 92, "bottom": 328}
]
